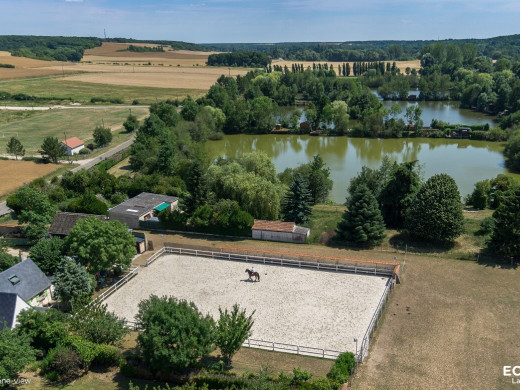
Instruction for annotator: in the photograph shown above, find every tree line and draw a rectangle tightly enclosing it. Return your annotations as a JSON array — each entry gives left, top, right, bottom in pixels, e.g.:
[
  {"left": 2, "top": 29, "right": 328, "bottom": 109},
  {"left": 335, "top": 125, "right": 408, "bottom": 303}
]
[{"left": 207, "top": 51, "right": 271, "bottom": 67}]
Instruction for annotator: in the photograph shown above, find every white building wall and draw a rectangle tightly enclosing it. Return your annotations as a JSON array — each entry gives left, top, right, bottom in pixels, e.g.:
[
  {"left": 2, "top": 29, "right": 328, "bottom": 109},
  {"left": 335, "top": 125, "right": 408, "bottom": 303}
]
[
  {"left": 252, "top": 229, "right": 305, "bottom": 243},
  {"left": 12, "top": 296, "right": 30, "bottom": 329},
  {"left": 66, "top": 145, "right": 84, "bottom": 156}
]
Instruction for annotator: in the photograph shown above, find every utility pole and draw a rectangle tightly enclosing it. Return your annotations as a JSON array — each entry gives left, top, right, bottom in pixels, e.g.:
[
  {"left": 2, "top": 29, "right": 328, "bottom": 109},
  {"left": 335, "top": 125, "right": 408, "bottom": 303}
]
[{"left": 63, "top": 131, "right": 69, "bottom": 164}]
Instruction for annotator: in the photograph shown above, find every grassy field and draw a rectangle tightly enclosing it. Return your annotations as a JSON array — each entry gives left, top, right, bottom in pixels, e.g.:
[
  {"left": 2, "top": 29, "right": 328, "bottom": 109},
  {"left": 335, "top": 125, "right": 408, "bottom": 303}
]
[
  {"left": 107, "top": 156, "right": 132, "bottom": 177},
  {"left": 0, "top": 160, "right": 61, "bottom": 196},
  {"left": 0, "top": 77, "right": 205, "bottom": 105},
  {"left": 0, "top": 110, "right": 40, "bottom": 124},
  {"left": 0, "top": 106, "right": 149, "bottom": 154}
]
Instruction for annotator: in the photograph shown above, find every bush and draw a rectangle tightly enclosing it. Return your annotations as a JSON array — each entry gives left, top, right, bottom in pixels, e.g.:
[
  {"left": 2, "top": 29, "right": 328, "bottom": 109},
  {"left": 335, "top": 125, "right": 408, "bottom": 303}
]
[
  {"left": 477, "top": 216, "right": 495, "bottom": 236},
  {"left": 63, "top": 334, "right": 97, "bottom": 369},
  {"left": 67, "top": 193, "right": 108, "bottom": 215},
  {"left": 93, "top": 344, "right": 119, "bottom": 367},
  {"left": 327, "top": 352, "right": 356, "bottom": 386},
  {"left": 79, "top": 148, "right": 91, "bottom": 155},
  {"left": 40, "top": 346, "right": 83, "bottom": 382}
]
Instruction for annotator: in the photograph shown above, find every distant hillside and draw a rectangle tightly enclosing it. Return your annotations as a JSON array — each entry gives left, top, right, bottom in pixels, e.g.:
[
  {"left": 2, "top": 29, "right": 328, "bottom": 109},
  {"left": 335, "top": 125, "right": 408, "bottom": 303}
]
[
  {"left": 0, "top": 35, "right": 209, "bottom": 62},
  {"left": 0, "top": 35, "right": 102, "bottom": 62},
  {"left": 207, "top": 34, "right": 520, "bottom": 61},
  {"left": 103, "top": 38, "right": 210, "bottom": 52}
]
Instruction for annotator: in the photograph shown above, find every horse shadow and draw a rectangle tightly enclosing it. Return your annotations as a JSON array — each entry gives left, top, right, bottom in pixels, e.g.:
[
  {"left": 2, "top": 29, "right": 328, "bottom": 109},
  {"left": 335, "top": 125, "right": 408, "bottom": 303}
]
[{"left": 241, "top": 278, "right": 258, "bottom": 283}]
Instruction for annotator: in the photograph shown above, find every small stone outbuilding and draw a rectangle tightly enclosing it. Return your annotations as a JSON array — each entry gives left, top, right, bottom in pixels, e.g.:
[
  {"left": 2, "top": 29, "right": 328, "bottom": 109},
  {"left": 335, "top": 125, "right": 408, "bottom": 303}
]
[{"left": 252, "top": 220, "right": 310, "bottom": 243}]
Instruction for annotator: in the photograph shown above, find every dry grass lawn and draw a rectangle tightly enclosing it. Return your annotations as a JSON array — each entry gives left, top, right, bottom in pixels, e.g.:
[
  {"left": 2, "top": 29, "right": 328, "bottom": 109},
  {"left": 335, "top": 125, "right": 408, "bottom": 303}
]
[
  {"left": 272, "top": 59, "right": 421, "bottom": 74},
  {"left": 0, "top": 160, "right": 60, "bottom": 196}
]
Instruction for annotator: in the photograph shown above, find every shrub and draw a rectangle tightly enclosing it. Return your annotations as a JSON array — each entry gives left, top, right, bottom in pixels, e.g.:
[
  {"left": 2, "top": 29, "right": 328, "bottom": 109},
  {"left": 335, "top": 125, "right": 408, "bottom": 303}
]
[
  {"left": 79, "top": 148, "right": 91, "bottom": 155},
  {"left": 327, "top": 352, "right": 356, "bottom": 386},
  {"left": 93, "top": 344, "right": 119, "bottom": 367},
  {"left": 476, "top": 217, "right": 495, "bottom": 236},
  {"left": 40, "top": 346, "right": 83, "bottom": 382},
  {"left": 63, "top": 334, "right": 97, "bottom": 370}
]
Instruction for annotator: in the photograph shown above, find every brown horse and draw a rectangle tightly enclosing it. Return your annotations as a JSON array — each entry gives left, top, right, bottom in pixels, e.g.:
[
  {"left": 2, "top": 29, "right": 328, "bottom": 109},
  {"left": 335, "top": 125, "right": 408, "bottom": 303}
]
[{"left": 245, "top": 269, "right": 260, "bottom": 282}]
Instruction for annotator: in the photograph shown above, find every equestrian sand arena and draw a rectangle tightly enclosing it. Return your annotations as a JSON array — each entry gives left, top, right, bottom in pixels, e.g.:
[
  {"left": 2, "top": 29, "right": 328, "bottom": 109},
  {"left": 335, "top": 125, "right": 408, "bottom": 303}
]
[{"left": 104, "top": 254, "right": 389, "bottom": 353}]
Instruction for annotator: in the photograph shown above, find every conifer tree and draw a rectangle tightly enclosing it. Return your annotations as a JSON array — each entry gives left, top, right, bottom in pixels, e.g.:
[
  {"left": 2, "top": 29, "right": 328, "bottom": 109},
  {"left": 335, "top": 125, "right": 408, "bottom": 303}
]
[
  {"left": 336, "top": 184, "right": 386, "bottom": 247},
  {"left": 6, "top": 137, "right": 25, "bottom": 160},
  {"left": 282, "top": 174, "right": 312, "bottom": 224},
  {"left": 487, "top": 186, "right": 520, "bottom": 260}
]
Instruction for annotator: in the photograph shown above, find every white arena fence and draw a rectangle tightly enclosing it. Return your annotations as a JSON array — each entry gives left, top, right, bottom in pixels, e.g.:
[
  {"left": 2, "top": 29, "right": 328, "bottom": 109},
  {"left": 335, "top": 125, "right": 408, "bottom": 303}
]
[
  {"left": 147, "top": 246, "right": 396, "bottom": 277},
  {"left": 358, "top": 276, "right": 394, "bottom": 362},
  {"left": 88, "top": 266, "right": 140, "bottom": 307},
  {"left": 141, "top": 246, "right": 399, "bottom": 361}
]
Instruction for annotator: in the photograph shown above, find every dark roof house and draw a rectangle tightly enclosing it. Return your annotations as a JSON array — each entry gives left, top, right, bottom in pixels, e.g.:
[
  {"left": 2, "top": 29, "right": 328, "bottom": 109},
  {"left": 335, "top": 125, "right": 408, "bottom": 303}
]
[
  {"left": 0, "top": 292, "right": 30, "bottom": 330},
  {"left": 108, "top": 192, "right": 179, "bottom": 229},
  {"left": 49, "top": 212, "right": 107, "bottom": 237},
  {"left": 0, "top": 259, "right": 51, "bottom": 303}
]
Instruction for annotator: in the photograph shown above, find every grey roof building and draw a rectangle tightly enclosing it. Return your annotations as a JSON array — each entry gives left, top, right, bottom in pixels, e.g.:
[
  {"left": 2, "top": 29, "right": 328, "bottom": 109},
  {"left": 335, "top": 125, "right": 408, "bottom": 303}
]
[
  {"left": 0, "top": 292, "right": 30, "bottom": 330},
  {"left": 0, "top": 259, "right": 51, "bottom": 303},
  {"left": 108, "top": 192, "right": 179, "bottom": 229},
  {"left": 49, "top": 212, "right": 107, "bottom": 237}
]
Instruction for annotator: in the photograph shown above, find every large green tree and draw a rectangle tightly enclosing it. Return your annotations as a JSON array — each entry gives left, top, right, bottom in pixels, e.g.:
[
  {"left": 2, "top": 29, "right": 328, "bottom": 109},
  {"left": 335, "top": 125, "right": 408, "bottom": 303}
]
[
  {"left": 405, "top": 174, "right": 464, "bottom": 243},
  {"left": 123, "top": 113, "right": 140, "bottom": 133},
  {"left": 39, "top": 136, "right": 65, "bottom": 163},
  {"left": 0, "top": 239, "right": 17, "bottom": 272},
  {"left": 28, "top": 236, "right": 65, "bottom": 275},
  {"left": 282, "top": 174, "right": 312, "bottom": 224},
  {"left": 307, "top": 155, "right": 333, "bottom": 204},
  {"left": 136, "top": 295, "right": 215, "bottom": 371},
  {"left": 379, "top": 161, "right": 422, "bottom": 229},
  {"left": 66, "top": 217, "right": 136, "bottom": 272},
  {"left": 336, "top": 184, "right": 386, "bottom": 247},
  {"left": 0, "top": 327, "right": 35, "bottom": 381},
  {"left": 487, "top": 186, "right": 520, "bottom": 260},
  {"left": 54, "top": 257, "right": 94, "bottom": 307},
  {"left": 93, "top": 126, "right": 113, "bottom": 148},
  {"left": 215, "top": 304, "right": 255, "bottom": 365},
  {"left": 504, "top": 129, "right": 520, "bottom": 172},
  {"left": 6, "top": 137, "right": 25, "bottom": 160}
]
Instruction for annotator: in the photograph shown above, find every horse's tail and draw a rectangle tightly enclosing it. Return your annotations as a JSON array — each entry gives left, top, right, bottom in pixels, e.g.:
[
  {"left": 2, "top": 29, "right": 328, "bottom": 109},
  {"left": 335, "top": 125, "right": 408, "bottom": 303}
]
[{"left": 257, "top": 273, "right": 260, "bottom": 281}]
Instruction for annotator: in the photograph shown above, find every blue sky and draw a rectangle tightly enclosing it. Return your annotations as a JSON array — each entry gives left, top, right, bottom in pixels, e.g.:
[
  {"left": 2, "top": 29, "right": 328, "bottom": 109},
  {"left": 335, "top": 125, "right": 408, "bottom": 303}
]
[{"left": 0, "top": 0, "right": 519, "bottom": 43}]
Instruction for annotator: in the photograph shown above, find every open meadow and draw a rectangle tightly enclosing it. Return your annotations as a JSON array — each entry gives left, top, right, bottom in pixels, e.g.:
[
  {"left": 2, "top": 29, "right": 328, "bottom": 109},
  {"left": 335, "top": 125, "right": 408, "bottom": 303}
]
[
  {"left": 0, "top": 160, "right": 61, "bottom": 196},
  {"left": 0, "top": 106, "right": 149, "bottom": 154}
]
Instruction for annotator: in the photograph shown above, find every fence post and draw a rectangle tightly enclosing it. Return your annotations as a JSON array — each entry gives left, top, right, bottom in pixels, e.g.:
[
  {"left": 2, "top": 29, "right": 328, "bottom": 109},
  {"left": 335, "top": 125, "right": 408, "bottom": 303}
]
[
  {"left": 297, "top": 345, "right": 299, "bottom": 354},
  {"left": 322, "top": 349, "right": 325, "bottom": 358},
  {"left": 272, "top": 342, "right": 275, "bottom": 351}
]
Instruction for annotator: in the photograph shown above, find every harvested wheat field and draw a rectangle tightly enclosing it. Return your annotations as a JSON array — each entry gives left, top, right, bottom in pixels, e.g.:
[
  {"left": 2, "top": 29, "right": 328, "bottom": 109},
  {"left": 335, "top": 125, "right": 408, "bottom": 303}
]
[
  {"left": 0, "top": 160, "right": 60, "bottom": 196},
  {"left": 272, "top": 59, "right": 421, "bottom": 74},
  {"left": 82, "top": 43, "right": 220, "bottom": 67},
  {"left": 59, "top": 66, "right": 248, "bottom": 89},
  {"left": 0, "top": 51, "right": 79, "bottom": 80},
  {"left": 105, "top": 253, "right": 389, "bottom": 354}
]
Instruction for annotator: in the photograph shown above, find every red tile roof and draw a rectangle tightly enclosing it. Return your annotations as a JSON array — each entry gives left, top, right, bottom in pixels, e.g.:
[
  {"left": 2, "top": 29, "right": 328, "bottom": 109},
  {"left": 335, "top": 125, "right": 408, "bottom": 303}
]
[
  {"left": 252, "top": 220, "right": 295, "bottom": 233},
  {"left": 61, "top": 137, "right": 84, "bottom": 149}
]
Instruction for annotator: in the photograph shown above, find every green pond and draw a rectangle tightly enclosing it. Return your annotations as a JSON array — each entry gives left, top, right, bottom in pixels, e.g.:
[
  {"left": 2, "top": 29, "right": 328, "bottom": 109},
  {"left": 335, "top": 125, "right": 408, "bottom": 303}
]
[{"left": 205, "top": 135, "right": 520, "bottom": 204}]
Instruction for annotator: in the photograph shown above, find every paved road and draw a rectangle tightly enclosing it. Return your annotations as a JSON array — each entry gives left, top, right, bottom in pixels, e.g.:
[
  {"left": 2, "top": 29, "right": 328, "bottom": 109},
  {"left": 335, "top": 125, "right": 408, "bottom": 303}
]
[{"left": 70, "top": 137, "right": 135, "bottom": 172}]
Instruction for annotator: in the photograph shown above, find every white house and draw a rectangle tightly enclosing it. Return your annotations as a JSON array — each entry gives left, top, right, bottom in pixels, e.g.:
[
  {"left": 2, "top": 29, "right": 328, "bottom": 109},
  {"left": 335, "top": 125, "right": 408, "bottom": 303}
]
[{"left": 61, "top": 137, "right": 85, "bottom": 156}]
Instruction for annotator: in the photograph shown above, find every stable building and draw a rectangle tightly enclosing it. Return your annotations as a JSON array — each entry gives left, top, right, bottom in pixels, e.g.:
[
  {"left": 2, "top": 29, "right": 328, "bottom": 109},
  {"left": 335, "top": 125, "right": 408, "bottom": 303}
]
[
  {"left": 252, "top": 220, "right": 310, "bottom": 244},
  {"left": 49, "top": 212, "right": 107, "bottom": 237},
  {"left": 61, "top": 137, "right": 85, "bottom": 156},
  {"left": 108, "top": 192, "right": 179, "bottom": 229}
]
